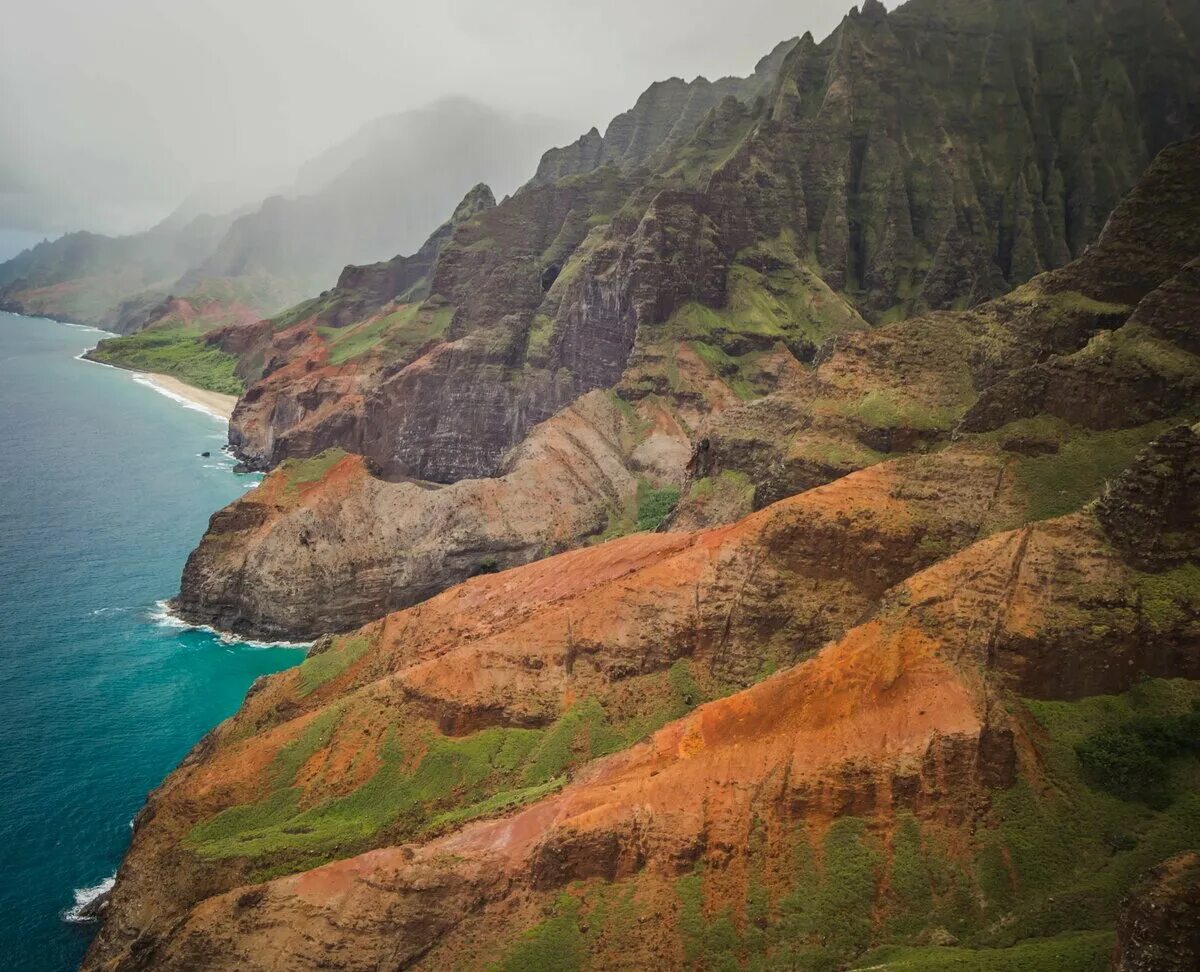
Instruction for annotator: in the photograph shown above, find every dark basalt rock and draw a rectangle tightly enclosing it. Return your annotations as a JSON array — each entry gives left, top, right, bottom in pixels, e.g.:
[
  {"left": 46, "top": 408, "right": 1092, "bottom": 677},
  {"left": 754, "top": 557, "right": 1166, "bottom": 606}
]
[
  {"left": 1096, "top": 424, "right": 1200, "bottom": 572},
  {"left": 1113, "top": 852, "right": 1200, "bottom": 972}
]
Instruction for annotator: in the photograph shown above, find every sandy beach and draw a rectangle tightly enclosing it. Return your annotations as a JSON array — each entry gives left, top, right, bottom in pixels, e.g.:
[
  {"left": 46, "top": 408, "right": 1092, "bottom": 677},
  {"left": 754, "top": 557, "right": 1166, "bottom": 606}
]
[{"left": 135, "top": 374, "right": 237, "bottom": 420}]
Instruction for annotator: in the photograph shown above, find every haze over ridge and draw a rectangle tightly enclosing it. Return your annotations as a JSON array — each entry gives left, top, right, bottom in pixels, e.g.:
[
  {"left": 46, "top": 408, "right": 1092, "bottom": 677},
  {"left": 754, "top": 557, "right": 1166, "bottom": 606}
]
[{"left": 0, "top": 0, "right": 868, "bottom": 237}]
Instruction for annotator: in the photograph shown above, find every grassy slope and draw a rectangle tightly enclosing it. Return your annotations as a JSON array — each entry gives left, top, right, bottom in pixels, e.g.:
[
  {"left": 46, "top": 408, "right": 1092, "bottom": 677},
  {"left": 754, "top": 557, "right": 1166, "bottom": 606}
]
[
  {"left": 183, "top": 658, "right": 709, "bottom": 879},
  {"left": 88, "top": 327, "right": 244, "bottom": 396},
  {"left": 481, "top": 679, "right": 1200, "bottom": 971}
]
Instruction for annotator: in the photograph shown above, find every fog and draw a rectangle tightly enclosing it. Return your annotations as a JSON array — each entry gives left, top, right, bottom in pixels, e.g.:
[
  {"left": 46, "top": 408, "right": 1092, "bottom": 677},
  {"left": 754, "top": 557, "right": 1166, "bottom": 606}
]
[{"left": 1, "top": 0, "right": 871, "bottom": 239}]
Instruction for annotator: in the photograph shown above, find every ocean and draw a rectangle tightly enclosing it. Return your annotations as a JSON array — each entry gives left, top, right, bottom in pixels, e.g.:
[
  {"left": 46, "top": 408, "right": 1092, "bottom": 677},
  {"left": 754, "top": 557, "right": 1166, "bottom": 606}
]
[{"left": 0, "top": 311, "right": 305, "bottom": 970}]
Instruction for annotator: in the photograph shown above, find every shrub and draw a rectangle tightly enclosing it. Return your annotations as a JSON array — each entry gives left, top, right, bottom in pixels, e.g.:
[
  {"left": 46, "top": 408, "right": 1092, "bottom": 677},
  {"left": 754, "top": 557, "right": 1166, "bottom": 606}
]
[
  {"left": 1075, "top": 728, "right": 1170, "bottom": 807},
  {"left": 636, "top": 482, "right": 680, "bottom": 531},
  {"left": 1074, "top": 703, "right": 1199, "bottom": 809}
]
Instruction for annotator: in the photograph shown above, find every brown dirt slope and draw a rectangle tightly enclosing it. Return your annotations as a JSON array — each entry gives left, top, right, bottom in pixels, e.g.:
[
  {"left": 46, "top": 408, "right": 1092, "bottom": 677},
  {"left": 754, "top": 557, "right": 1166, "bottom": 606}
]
[{"left": 84, "top": 424, "right": 1200, "bottom": 970}]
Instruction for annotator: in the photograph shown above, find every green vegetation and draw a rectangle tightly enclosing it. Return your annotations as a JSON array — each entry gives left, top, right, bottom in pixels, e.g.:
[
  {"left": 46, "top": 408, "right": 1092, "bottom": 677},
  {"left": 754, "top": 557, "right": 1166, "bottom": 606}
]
[
  {"left": 1010, "top": 285, "right": 1131, "bottom": 319},
  {"left": 660, "top": 242, "right": 866, "bottom": 401},
  {"left": 608, "top": 391, "right": 653, "bottom": 448},
  {"left": 1132, "top": 562, "right": 1200, "bottom": 633},
  {"left": 427, "top": 777, "right": 565, "bottom": 832},
  {"left": 277, "top": 448, "right": 347, "bottom": 493},
  {"left": 270, "top": 705, "right": 344, "bottom": 786},
  {"left": 186, "top": 663, "right": 711, "bottom": 869},
  {"left": 975, "top": 679, "right": 1200, "bottom": 945},
  {"left": 491, "top": 894, "right": 586, "bottom": 972},
  {"left": 526, "top": 313, "right": 557, "bottom": 362},
  {"left": 659, "top": 679, "right": 1200, "bottom": 970},
  {"left": 662, "top": 108, "right": 757, "bottom": 186},
  {"left": 817, "top": 388, "right": 962, "bottom": 434},
  {"left": 592, "top": 477, "right": 681, "bottom": 542},
  {"left": 774, "top": 819, "right": 882, "bottom": 964},
  {"left": 1075, "top": 698, "right": 1200, "bottom": 808},
  {"left": 1107, "top": 327, "right": 1200, "bottom": 381},
  {"left": 790, "top": 438, "right": 888, "bottom": 473},
  {"left": 296, "top": 634, "right": 371, "bottom": 696},
  {"left": 851, "top": 931, "right": 1115, "bottom": 971},
  {"left": 676, "top": 818, "right": 884, "bottom": 971},
  {"left": 489, "top": 880, "right": 644, "bottom": 972},
  {"left": 636, "top": 481, "right": 680, "bottom": 531},
  {"left": 187, "top": 724, "right": 543, "bottom": 862},
  {"left": 270, "top": 294, "right": 327, "bottom": 331},
  {"left": 315, "top": 301, "right": 453, "bottom": 365},
  {"left": 316, "top": 316, "right": 393, "bottom": 365},
  {"left": 1012, "top": 422, "right": 1168, "bottom": 520},
  {"left": 689, "top": 340, "right": 762, "bottom": 400},
  {"left": 88, "top": 328, "right": 244, "bottom": 395}
]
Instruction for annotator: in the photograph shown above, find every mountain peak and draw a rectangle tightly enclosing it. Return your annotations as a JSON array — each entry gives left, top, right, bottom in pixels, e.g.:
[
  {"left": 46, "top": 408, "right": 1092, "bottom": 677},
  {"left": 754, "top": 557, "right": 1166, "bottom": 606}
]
[{"left": 451, "top": 183, "right": 496, "bottom": 224}]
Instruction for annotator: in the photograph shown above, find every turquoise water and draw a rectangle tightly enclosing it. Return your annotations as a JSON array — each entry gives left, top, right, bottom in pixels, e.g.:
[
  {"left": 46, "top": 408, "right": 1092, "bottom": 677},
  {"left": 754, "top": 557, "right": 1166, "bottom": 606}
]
[{"left": 0, "top": 312, "right": 305, "bottom": 970}]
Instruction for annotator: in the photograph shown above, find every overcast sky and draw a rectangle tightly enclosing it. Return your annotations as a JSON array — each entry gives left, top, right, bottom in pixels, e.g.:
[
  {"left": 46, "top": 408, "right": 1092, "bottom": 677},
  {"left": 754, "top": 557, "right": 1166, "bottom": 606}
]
[{"left": 1, "top": 0, "right": 873, "bottom": 237}]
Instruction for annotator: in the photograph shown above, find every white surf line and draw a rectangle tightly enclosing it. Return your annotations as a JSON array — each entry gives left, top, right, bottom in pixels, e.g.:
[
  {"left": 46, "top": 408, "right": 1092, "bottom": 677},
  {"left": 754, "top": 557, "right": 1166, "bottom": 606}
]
[
  {"left": 63, "top": 875, "right": 115, "bottom": 923},
  {"left": 68, "top": 334, "right": 231, "bottom": 425},
  {"left": 128, "top": 373, "right": 230, "bottom": 424},
  {"left": 150, "top": 600, "right": 311, "bottom": 650}
]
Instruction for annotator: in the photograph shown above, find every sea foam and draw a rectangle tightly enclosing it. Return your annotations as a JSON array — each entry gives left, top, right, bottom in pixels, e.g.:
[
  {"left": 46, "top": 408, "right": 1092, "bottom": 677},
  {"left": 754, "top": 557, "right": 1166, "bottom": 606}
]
[
  {"left": 150, "top": 600, "right": 310, "bottom": 650},
  {"left": 62, "top": 876, "right": 114, "bottom": 924},
  {"left": 130, "top": 374, "right": 228, "bottom": 424}
]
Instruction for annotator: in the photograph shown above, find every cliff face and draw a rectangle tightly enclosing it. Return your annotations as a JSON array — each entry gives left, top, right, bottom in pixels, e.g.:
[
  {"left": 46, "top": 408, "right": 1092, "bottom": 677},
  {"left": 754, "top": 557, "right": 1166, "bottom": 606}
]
[
  {"left": 526, "top": 37, "right": 799, "bottom": 187},
  {"left": 688, "top": 132, "right": 1200, "bottom": 516},
  {"left": 81, "top": 2, "right": 1200, "bottom": 967},
  {"left": 1113, "top": 852, "right": 1200, "bottom": 972},
  {"left": 215, "top": 0, "right": 1200, "bottom": 486},
  {"left": 84, "top": 423, "right": 1200, "bottom": 970},
  {"left": 173, "top": 391, "right": 675, "bottom": 639},
  {"left": 174, "top": 133, "right": 1200, "bottom": 639}
]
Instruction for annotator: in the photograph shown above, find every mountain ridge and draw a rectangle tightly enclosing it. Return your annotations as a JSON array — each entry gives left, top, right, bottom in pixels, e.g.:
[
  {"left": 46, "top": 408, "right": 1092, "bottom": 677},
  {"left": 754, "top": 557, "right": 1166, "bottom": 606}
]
[{"left": 65, "top": 1, "right": 1200, "bottom": 968}]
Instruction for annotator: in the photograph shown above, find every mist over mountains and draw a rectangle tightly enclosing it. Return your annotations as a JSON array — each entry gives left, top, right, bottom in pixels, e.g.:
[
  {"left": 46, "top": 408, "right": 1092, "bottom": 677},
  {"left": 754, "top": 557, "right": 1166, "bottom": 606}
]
[{"left": 0, "top": 98, "right": 574, "bottom": 330}]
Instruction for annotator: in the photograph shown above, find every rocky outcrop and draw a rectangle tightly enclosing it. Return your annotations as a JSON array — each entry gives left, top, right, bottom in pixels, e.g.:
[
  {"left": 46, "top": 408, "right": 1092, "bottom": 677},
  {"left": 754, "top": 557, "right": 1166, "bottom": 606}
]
[
  {"left": 1113, "top": 852, "right": 1200, "bottom": 972},
  {"left": 1097, "top": 424, "right": 1200, "bottom": 571},
  {"left": 173, "top": 391, "right": 672, "bottom": 638},
  {"left": 526, "top": 37, "right": 799, "bottom": 187},
  {"left": 216, "top": 0, "right": 1200, "bottom": 489},
  {"left": 689, "top": 135, "right": 1200, "bottom": 512},
  {"left": 300, "top": 183, "right": 497, "bottom": 331},
  {"left": 85, "top": 443, "right": 1027, "bottom": 967},
  {"left": 182, "top": 131, "right": 1200, "bottom": 642},
  {"left": 83, "top": 426, "right": 1200, "bottom": 970},
  {"left": 958, "top": 135, "right": 1200, "bottom": 432}
]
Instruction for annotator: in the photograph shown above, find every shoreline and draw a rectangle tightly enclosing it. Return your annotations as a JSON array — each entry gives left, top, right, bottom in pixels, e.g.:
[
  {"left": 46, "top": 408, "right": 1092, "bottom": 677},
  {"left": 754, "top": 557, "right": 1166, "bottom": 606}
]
[
  {"left": 76, "top": 350, "right": 237, "bottom": 422},
  {"left": 150, "top": 599, "right": 312, "bottom": 650},
  {"left": 5, "top": 310, "right": 238, "bottom": 421},
  {"left": 131, "top": 372, "right": 237, "bottom": 421}
]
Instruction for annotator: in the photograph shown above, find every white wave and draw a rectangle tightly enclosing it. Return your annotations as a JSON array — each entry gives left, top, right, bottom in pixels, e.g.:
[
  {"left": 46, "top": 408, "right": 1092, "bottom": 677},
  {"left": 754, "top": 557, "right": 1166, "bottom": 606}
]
[
  {"left": 47, "top": 316, "right": 115, "bottom": 336},
  {"left": 150, "top": 600, "right": 310, "bottom": 649},
  {"left": 59, "top": 322, "right": 113, "bottom": 335},
  {"left": 90, "top": 606, "right": 130, "bottom": 617},
  {"left": 63, "top": 876, "right": 115, "bottom": 923},
  {"left": 130, "top": 373, "right": 228, "bottom": 424},
  {"left": 75, "top": 351, "right": 118, "bottom": 367}
]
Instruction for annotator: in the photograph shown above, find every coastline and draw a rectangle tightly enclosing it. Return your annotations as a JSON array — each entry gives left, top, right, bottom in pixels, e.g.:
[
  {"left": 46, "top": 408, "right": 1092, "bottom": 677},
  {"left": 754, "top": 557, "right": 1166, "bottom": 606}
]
[
  {"left": 5, "top": 309, "right": 238, "bottom": 421},
  {"left": 132, "top": 373, "right": 237, "bottom": 421},
  {"left": 151, "top": 599, "right": 312, "bottom": 650}
]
